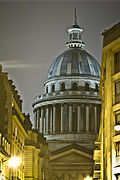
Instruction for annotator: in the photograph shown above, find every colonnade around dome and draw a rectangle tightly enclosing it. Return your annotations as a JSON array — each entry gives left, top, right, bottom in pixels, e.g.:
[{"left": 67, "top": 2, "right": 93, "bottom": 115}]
[{"left": 34, "top": 102, "right": 100, "bottom": 135}]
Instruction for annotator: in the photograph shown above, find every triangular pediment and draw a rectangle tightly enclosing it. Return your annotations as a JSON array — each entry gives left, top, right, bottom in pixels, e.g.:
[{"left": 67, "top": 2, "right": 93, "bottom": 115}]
[{"left": 50, "top": 144, "right": 93, "bottom": 164}]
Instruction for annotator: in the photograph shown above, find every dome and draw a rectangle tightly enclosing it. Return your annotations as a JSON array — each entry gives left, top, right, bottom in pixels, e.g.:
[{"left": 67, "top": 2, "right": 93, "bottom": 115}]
[{"left": 46, "top": 48, "right": 100, "bottom": 81}]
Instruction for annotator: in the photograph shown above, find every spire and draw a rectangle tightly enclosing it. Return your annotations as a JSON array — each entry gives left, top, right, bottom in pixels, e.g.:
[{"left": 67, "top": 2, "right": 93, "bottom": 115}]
[
  {"left": 66, "top": 8, "right": 85, "bottom": 49},
  {"left": 73, "top": 8, "right": 77, "bottom": 26}
]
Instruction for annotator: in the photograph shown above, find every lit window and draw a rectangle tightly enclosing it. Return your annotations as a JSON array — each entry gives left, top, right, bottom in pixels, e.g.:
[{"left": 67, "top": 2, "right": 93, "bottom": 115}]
[
  {"left": 115, "top": 113, "right": 120, "bottom": 132},
  {"left": 115, "top": 81, "right": 120, "bottom": 104},
  {"left": 114, "top": 51, "right": 120, "bottom": 74},
  {"left": 15, "top": 127, "right": 17, "bottom": 138}
]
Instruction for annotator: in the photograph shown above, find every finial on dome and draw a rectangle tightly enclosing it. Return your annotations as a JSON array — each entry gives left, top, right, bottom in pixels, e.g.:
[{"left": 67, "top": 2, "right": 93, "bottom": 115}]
[{"left": 73, "top": 8, "right": 77, "bottom": 26}]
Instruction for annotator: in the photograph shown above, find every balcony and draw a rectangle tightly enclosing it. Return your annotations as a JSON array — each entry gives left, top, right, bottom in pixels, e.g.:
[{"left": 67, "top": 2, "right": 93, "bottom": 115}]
[{"left": 33, "top": 90, "right": 99, "bottom": 105}]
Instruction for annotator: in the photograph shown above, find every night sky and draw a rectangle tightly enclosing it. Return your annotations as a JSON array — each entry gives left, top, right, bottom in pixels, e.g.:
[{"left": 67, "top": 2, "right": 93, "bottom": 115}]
[{"left": 0, "top": 1, "right": 120, "bottom": 123}]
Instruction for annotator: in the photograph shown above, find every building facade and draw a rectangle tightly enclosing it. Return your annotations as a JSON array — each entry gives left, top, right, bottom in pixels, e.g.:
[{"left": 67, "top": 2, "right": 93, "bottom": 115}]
[
  {"left": 93, "top": 22, "right": 120, "bottom": 180},
  {"left": 0, "top": 65, "right": 49, "bottom": 180},
  {"left": 33, "top": 11, "right": 101, "bottom": 179},
  {"left": 24, "top": 115, "right": 49, "bottom": 180},
  {"left": 0, "top": 64, "right": 28, "bottom": 180}
]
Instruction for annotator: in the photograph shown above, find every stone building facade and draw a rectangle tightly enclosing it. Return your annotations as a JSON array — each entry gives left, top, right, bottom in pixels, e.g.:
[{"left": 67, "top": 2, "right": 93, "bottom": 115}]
[
  {"left": 0, "top": 65, "right": 49, "bottom": 180},
  {"left": 33, "top": 11, "right": 101, "bottom": 180},
  {"left": 0, "top": 65, "right": 27, "bottom": 180},
  {"left": 93, "top": 22, "right": 120, "bottom": 180},
  {"left": 24, "top": 115, "right": 49, "bottom": 180}
]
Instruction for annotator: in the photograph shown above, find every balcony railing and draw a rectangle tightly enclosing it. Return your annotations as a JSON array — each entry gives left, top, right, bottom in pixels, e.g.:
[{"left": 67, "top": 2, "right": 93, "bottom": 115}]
[{"left": 33, "top": 90, "right": 99, "bottom": 104}]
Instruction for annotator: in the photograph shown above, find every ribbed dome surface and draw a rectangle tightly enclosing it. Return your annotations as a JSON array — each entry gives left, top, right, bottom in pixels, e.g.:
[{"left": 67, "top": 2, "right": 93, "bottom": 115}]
[{"left": 46, "top": 48, "right": 100, "bottom": 80}]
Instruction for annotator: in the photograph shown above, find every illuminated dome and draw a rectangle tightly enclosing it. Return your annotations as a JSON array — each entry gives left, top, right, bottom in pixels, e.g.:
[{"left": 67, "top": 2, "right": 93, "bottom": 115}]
[{"left": 46, "top": 48, "right": 100, "bottom": 81}]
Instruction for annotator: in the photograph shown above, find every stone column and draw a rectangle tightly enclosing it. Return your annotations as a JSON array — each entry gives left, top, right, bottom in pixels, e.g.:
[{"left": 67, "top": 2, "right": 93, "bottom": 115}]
[
  {"left": 40, "top": 107, "right": 44, "bottom": 133},
  {"left": 53, "top": 105, "right": 56, "bottom": 133},
  {"left": 37, "top": 109, "right": 40, "bottom": 131},
  {"left": 77, "top": 105, "right": 81, "bottom": 132},
  {"left": 50, "top": 106, "right": 53, "bottom": 133},
  {"left": 34, "top": 110, "right": 37, "bottom": 129},
  {"left": 69, "top": 105, "right": 72, "bottom": 132},
  {"left": 46, "top": 106, "right": 49, "bottom": 134},
  {"left": 61, "top": 104, "right": 64, "bottom": 133},
  {"left": 94, "top": 106, "right": 97, "bottom": 132},
  {"left": 86, "top": 106, "right": 89, "bottom": 132}
]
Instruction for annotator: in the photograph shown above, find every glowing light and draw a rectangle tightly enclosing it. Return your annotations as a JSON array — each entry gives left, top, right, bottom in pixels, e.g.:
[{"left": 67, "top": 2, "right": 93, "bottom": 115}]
[
  {"left": 8, "top": 156, "right": 20, "bottom": 168},
  {"left": 114, "top": 125, "right": 120, "bottom": 131},
  {"left": 84, "top": 177, "right": 93, "bottom": 180}
]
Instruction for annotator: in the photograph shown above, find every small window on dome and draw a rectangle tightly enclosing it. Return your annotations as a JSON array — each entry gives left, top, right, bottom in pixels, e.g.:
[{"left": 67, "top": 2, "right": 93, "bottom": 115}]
[
  {"left": 61, "top": 83, "right": 65, "bottom": 91},
  {"left": 72, "top": 82, "right": 77, "bottom": 91},
  {"left": 46, "top": 86, "right": 48, "bottom": 93},
  {"left": 50, "top": 71, "right": 52, "bottom": 75},
  {"left": 95, "top": 84, "right": 99, "bottom": 92},
  {"left": 52, "top": 84, "right": 55, "bottom": 92},
  {"left": 85, "top": 83, "right": 89, "bottom": 91}
]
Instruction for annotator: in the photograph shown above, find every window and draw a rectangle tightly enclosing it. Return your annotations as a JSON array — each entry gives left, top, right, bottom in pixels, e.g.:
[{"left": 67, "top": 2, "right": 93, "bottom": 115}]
[
  {"left": 95, "top": 84, "right": 99, "bottom": 92},
  {"left": 115, "top": 81, "right": 120, "bottom": 104},
  {"left": 85, "top": 83, "right": 89, "bottom": 91},
  {"left": 116, "top": 113, "right": 120, "bottom": 125},
  {"left": 114, "top": 51, "right": 120, "bottom": 74},
  {"left": 46, "top": 86, "right": 48, "bottom": 93},
  {"left": 61, "top": 83, "right": 65, "bottom": 91},
  {"left": 72, "top": 82, "right": 77, "bottom": 91},
  {"left": 73, "top": 33, "right": 77, "bottom": 40},
  {"left": 52, "top": 84, "right": 55, "bottom": 92},
  {"left": 79, "top": 34, "right": 81, "bottom": 40},
  {"left": 70, "top": 34, "right": 72, "bottom": 40},
  {"left": 15, "top": 127, "right": 17, "bottom": 138},
  {"left": 116, "top": 142, "right": 120, "bottom": 156},
  {"left": 116, "top": 175, "right": 120, "bottom": 180}
]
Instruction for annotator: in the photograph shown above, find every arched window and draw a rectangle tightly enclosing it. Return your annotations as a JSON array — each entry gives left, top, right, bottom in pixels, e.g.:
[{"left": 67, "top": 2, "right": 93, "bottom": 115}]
[
  {"left": 72, "top": 82, "right": 77, "bottom": 91},
  {"left": 95, "top": 84, "right": 99, "bottom": 92},
  {"left": 61, "top": 83, "right": 65, "bottom": 91},
  {"left": 85, "top": 83, "right": 89, "bottom": 91},
  {"left": 52, "top": 84, "right": 55, "bottom": 92},
  {"left": 46, "top": 86, "right": 48, "bottom": 93}
]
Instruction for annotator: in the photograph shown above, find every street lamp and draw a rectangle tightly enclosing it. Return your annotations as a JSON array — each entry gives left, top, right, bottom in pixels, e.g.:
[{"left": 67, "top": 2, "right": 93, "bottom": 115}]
[
  {"left": 8, "top": 156, "right": 20, "bottom": 180},
  {"left": 84, "top": 176, "right": 93, "bottom": 180},
  {"left": 114, "top": 124, "right": 120, "bottom": 131},
  {"left": 8, "top": 156, "right": 20, "bottom": 168}
]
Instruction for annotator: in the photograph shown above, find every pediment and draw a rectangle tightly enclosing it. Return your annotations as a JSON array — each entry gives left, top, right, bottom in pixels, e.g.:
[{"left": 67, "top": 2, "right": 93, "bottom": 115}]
[{"left": 50, "top": 145, "right": 93, "bottom": 164}]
